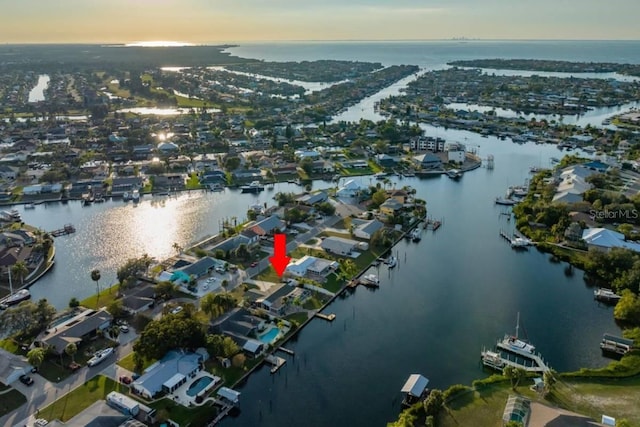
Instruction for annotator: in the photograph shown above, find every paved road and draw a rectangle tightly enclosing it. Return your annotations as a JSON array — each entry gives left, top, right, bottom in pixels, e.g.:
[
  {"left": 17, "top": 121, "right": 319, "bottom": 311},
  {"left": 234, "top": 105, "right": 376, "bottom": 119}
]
[{"left": 3, "top": 332, "right": 137, "bottom": 427}]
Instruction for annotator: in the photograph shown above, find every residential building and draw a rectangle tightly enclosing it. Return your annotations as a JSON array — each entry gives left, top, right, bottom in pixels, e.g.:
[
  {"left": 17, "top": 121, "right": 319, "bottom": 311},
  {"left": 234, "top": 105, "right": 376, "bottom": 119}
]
[
  {"left": 582, "top": 228, "right": 640, "bottom": 252},
  {"left": 380, "top": 198, "right": 404, "bottom": 216},
  {"left": 249, "top": 215, "right": 286, "bottom": 236},
  {"left": 36, "top": 308, "right": 113, "bottom": 355},
  {"left": 352, "top": 219, "right": 385, "bottom": 240},
  {"left": 297, "top": 191, "right": 329, "bottom": 206},
  {"left": 552, "top": 165, "right": 596, "bottom": 204},
  {"left": 131, "top": 349, "right": 208, "bottom": 399},
  {"left": 286, "top": 255, "right": 339, "bottom": 278},
  {"left": 321, "top": 236, "right": 362, "bottom": 256},
  {"left": 336, "top": 179, "right": 365, "bottom": 199},
  {"left": 413, "top": 152, "right": 442, "bottom": 170}
]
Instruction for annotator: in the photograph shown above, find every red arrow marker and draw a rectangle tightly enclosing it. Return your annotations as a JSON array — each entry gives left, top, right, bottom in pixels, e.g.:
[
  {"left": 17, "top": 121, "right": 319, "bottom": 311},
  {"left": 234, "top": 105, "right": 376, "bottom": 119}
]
[{"left": 269, "top": 233, "right": 291, "bottom": 278}]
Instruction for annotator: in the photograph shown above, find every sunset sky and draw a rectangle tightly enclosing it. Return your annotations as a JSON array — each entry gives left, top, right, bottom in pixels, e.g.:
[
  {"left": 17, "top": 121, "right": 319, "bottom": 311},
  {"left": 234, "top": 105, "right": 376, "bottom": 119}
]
[{"left": 1, "top": 0, "right": 639, "bottom": 43}]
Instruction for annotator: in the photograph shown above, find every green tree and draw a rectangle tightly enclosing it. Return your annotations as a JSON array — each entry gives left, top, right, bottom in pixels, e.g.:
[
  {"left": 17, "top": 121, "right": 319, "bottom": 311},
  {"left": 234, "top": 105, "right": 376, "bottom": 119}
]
[
  {"left": 91, "top": 269, "right": 101, "bottom": 300},
  {"left": 614, "top": 290, "right": 640, "bottom": 324},
  {"left": 172, "top": 242, "right": 183, "bottom": 255},
  {"left": 133, "top": 314, "right": 206, "bottom": 362},
  {"left": 504, "top": 421, "right": 524, "bottom": 427},
  {"left": 503, "top": 366, "right": 526, "bottom": 390},
  {"left": 371, "top": 189, "right": 387, "bottom": 207},
  {"left": 34, "top": 298, "right": 56, "bottom": 327},
  {"left": 11, "top": 261, "right": 29, "bottom": 285},
  {"left": 65, "top": 342, "right": 78, "bottom": 363},
  {"left": 107, "top": 300, "right": 126, "bottom": 318},
  {"left": 543, "top": 370, "right": 557, "bottom": 396},
  {"left": 423, "top": 389, "right": 443, "bottom": 416},
  {"left": 155, "top": 281, "right": 177, "bottom": 300},
  {"left": 27, "top": 347, "right": 45, "bottom": 371},
  {"left": 69, "top": 297, "right": 80, "bottom": 308}
]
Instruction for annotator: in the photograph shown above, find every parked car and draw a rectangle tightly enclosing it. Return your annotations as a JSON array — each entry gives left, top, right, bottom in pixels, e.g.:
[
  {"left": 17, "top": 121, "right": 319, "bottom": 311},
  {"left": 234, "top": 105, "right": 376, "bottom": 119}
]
[
  {"left": 19, "top": 374, "right": 34, "bottom": 386},
  {"left": 68, "top": 362, "right": 81, "bottom": 371},
  {"left": 87, "top": 347, "right": 114, "bottom": 367},
  {"left": 170, "top": 306, "right": 183, "bottom": 315},
  {"left": 119, "top": 375, "right": 132, "bottom": 385},
  {"left": 250, "top": 261, "right": 258, "bottom": 268},
  {"left": 119, "top": 324, "right": 129, "bottom": 333}
]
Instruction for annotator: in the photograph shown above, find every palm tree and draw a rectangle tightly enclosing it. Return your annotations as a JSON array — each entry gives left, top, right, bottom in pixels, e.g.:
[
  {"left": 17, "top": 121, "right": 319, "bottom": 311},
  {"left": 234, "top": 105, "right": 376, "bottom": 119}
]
[
  {"left": 65, "top": 342, "right": 78, "bottom": 363},
  {"left": 172, "top": 242, "right": 183, "bottom": 255},
  {"left": 27, "top": 347, "right": 45, "bottom": 371},
  {"left": 221, "top": 279, "right": 229, "bottom": 293},
  {"left": 11, "top": 261, "right": 29, "bottom": 286},
  {"left": 90, "top": 269, "right": 101, "bottom": 300}
]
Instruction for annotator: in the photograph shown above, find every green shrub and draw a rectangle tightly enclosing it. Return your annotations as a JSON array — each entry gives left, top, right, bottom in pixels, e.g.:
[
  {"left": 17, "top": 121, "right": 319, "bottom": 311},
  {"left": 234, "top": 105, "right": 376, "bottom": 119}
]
[{"left": 443, "top": 384, "right": 471, "bottom": 402}]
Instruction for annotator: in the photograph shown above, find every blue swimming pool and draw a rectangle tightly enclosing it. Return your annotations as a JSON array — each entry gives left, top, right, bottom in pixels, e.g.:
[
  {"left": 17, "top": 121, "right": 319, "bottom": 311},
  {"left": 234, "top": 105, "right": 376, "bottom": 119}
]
[
  {"left": 259, "top": 327, "right": 280, "bottom": 344},
  {"left": 186, "top": 376, "right": 213, "bottom": 397}
]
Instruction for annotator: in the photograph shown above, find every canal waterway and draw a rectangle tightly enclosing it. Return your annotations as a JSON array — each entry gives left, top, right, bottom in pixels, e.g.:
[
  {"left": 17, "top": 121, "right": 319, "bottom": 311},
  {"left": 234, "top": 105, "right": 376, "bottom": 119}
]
[{"left": 14, "top": 41, "right": 639, "bottom": 426}]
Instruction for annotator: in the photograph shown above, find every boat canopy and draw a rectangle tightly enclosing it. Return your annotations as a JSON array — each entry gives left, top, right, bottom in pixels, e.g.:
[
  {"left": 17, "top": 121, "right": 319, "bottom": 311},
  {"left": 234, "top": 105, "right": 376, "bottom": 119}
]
[{"left": 401, "top": 374, "right": 429, "bottom": 398}]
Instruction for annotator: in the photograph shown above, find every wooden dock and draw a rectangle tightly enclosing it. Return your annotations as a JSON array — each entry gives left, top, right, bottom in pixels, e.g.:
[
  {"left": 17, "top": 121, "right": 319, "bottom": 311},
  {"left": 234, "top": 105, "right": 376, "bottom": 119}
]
[
  {"left": 50, "top": 224, "right": 76, "bottom": 237},
  {"left": 315, "top": 312, "right": 336, "bottom": 322},
  {"left": 265, "top": 354, "right": 286, "bottom": 373},
  {"left": 481, "top": 348, "right": 550, "bottom": 373},
  {"left": 423, "top": 217, "right": 444, "bottom": 231},
  {"left": 207, "top": 401, "right": 234, "bottom": 426},
  {"left": 278, "top": 347, "right": 295, "bottom": 356}
]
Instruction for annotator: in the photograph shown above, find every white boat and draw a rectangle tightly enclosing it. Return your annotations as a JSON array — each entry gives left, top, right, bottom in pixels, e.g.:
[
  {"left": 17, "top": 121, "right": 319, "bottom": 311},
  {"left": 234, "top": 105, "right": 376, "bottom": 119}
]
[
  {"left": 23, "top": 203, "right": 35, "bottom": 210},
  {"left": 374, "top": 172, "right": 387, "bottom": 180},
  {"left": 481, "top": 350, "right": 505, "bottom": 371},
  {"left": 209, "top": 183, "right": 225, "bottom": 192},
  {"left": 496, "top": 313, "right": 536, "bottom": 357},
  {"left": 122, "top": 191, "right": 130, "bottom": 201},
  {"left": 511, "top": 237, "right": 532, "bottom": 248},
  {"left": 594, "top": 288, "right": 622, "bottom": 303},
  {"left": 132, "top": 189, "right": 140, "bottom": 203},
  {"left": 240, "top": 181, "right": 265, "bottom": 193},
  {"left": 385, "top": 256, "right": 398, "bottom": 268},
  {"left": 1, "top": 289, "right": 31, "bottom": 307},
  {"left": 0, "top": 209, "right": 22, "bottom": 222},
  {"left": 495, "top": 197, "right": 518, "bottom": 206},
  {"left": 446, "top": 169, "right": 462, "bottom": 180},
  {"left": 410, "top": 229, "right": 421, "bottom": 242},
  {"left": 361, "top": 274, "right": 379, "bottom": 287},
  {"left": 87, "top": 347, "right": 114, "bottom": 367}
]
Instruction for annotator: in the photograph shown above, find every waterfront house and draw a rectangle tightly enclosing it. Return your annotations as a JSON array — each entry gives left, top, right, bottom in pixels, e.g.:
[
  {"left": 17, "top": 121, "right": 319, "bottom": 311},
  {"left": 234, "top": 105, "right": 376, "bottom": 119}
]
[
  {"left": 380, "top": 198, "right": 404, "bottom": 216},
  {"left": 111, "top": 177, "right": 143, "bottom": 195},
  {"left": 552, "top": 165, "right": 595, "bottom": 204},
  {"left": 374, "top": 154, "right": 397, "bottom": 168},
  {"left": 249, "top": 215, "right": 286, "bottom": 236},
  {"left": 297, "top": 191, "right": 329, "bottom": 206},
  {"left": 210, "top": 308, "right": 267, "bottom": 356},
  {"left": 351, "top": 219, "right": 385, "bottom": 240},
  {"left": 176, "top": 256, "right": 218, "bottom": 279},
  {"left": 131, "top": 349, "right": 208, "bottom": 399},
  {"left": 582, "top": 228, "right": 640, "bottom": 252},
  {"left": 120, "top": 283, "right": 156, "bottom": 315},
  {"left": 36, "top": 308, "right": 113, "bottom": 355},
  {"left": 336, "top": 179, "right": 365, "bottom": 199},
  {"left": 320, "top": 236, "right": 362, "bottom": 256},
  {"left": 413, "top": 152, "right": 442, "bottom": 170},
  {"left": 286, "top": 255, "right": 339, "bottom": 278}
]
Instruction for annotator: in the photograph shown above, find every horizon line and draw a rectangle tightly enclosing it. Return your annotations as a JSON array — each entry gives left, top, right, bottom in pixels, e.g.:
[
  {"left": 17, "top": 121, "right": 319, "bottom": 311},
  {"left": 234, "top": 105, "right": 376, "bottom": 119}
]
[{"left": 2, "top": 38, "right": 640, "bottom": 46}]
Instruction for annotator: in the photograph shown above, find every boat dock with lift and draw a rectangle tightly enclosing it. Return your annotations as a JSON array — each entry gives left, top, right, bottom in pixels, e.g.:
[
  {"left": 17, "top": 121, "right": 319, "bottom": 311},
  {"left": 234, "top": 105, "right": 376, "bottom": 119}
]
[
  {"left": 499, "top": 230, "right": 533, "bottom": 249},
  {"left": 315, "top": 312, "right": 336, "bottom": 322},
  {"left": 600, "top": 333, "right": 634, "bottom": 358},
  {"left": 265, "top": 354, "right": 286, "bottom": 373},
  {"left": 49, "top": 224, "right": 76, "bottom": 237},
  {"left": 481, "top": 313, "right": 550, "bottom": 373}
]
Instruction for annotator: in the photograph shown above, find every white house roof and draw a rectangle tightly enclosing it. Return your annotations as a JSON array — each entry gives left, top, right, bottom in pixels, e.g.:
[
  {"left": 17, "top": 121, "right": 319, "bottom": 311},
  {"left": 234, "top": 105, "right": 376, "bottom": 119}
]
[
  {"left": 582, "top": 228, "right": 640, "bottom": 252},
  {"left": 401, "top": 374, "right": 429, "bottom": 397},
  {"left": 340, "top": 179, "right": 363, "bottom": 190},
  {"left": 217, "top": 387, "right": 241, "bottom": 403}
]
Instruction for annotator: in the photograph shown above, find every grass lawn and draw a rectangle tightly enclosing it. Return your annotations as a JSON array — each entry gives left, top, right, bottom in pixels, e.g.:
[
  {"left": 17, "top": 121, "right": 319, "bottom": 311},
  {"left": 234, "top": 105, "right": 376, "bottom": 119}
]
[
  {"left": 0, "top": 338, "right": 23, "bottom": 354},
  {"left": 80, "top": 284, "right": 120, "bottom": 310},
  {"left": 548, "top": 376, "right": 640, "bottom": 425},
  {"left": 117, "top": 352, "right": 156, "bottom": 374},
  {"left": 41, "top": 375, "right": 128, "bottom": 422},
  {"left": 254, "top": 266, "right": 282, "bottom": 284},
  {"left": 302, "top": 295, "right": 326, "bottom": 310},
  {"left": 149, "top": 397, "right": 217, "bottom": 426},
  {"left": 284, "top": 311, "right": 309, "bottom": 327},
  {"left": 323, "top": 273, "right": 344, "bottom": 293},
  {"left": 0, "top": 389, "right": 27, "bottom": 417},
  {"left": 367, "top": 159, "right": 383, "bottom": 173},
  {"left": 205, "top": 357, "right": 262, "bottom": 387}
]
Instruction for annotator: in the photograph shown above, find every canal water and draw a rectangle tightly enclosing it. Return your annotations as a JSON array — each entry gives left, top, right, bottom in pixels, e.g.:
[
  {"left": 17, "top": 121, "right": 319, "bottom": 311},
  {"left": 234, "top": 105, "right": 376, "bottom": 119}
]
[{"left": 15, "top": 41, "right": 638, "bottom": 426}]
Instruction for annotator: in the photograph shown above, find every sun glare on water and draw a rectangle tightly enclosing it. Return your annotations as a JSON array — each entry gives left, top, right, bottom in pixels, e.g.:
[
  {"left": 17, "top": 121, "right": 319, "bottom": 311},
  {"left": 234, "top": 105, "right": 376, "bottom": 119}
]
[{"left": 125, "top": 41, "right": 194, "bottom": 47}]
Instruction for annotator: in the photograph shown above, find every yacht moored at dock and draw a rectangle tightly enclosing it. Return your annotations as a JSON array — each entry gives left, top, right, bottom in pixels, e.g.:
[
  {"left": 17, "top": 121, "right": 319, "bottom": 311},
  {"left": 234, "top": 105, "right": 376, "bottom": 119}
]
[
  {"left": 496, "top": 313, "right": 536, "bottom": 357},
  {"left": 240, "top": 181, "right": 265, "bottom": 193},
  {"left": 495, "top": 197, "right": 518, "bottom": 206},
  {"left": 0, "top": 289, "right": 31, "bottom": 308},
  {"left": 361, "top": 274, "right": 380, "bottom": 287},
  {"left": 410, "top": 228, "right": 421, "bottom": 242},
  {"left": 446, "top": 169, "right": 462, "bottom": 180},
  {"left": 385, "top": 255, "right": 398, "bottom": 268},
  {"left": 594, "top": 288, "right": 622, "bottom": 303},
  {"left": 600, "top": 333, "right": 634, "bottom": 358},
  {"left": 24, "top": 203, "right": 35, "bottom": 210}
]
